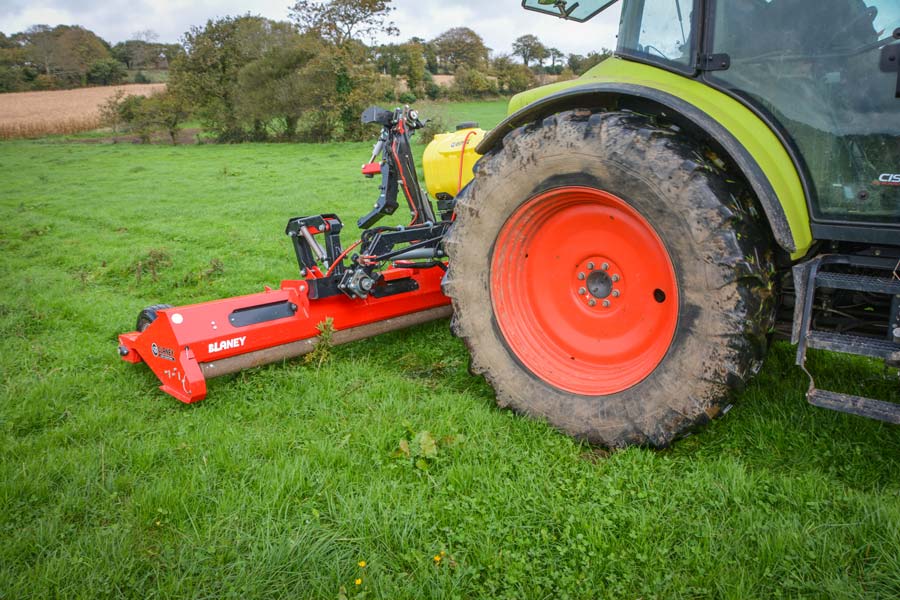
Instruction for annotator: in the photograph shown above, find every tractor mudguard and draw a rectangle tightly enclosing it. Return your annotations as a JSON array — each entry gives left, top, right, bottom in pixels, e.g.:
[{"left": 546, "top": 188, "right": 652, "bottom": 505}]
[{"left": 477, "top": 59, "right": 814, "bottom": 257}]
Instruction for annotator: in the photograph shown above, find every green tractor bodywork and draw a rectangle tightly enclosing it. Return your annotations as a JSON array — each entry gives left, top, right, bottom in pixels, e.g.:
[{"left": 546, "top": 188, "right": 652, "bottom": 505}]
[
  {"left": 492, "top": 0, "right": 900, "bottom": 257},
  {"left": 485, "top": 57, "right": 815, "bottom": 258}
]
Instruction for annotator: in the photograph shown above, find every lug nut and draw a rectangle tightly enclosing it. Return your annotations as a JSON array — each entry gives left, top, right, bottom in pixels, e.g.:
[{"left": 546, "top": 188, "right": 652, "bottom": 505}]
[
  {"left": 578, "top": 287, "right": 586, "bottom": 295},
  {"left": 612, "top": 274, "right": 620, "bottom": 282},
  {"left": 612, "top": 290, "right": 620, "bottom": 297},
  {"left": 578, "top": 272, "right": 586, "bottom": 280},
  {"left": 602, "top": 263, "right": 609, "bottom": 271},
  {"left": 587, "top": 262, "right": 595, "bottom": 270},
  {"left": 602, "top": 300, "right": 611, "bottom": 307},
  {"left": 588, "top": 299, "right": 597, "bottom": 307}
]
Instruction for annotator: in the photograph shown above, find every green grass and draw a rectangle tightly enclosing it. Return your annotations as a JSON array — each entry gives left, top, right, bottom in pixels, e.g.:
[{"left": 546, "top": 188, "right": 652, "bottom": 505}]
[
  {"left": 414, "top": 100, "right": 510, "bottom": 131},
  {"left": 1, "top": 117, "right": 899, "bottom": 599},
  {"left": 126, "top": 69, "right": 170, "bottom": 84}
]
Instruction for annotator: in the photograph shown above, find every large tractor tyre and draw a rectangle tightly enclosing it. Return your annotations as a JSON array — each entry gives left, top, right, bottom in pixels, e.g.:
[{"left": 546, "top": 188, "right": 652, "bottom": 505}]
[{"left": 443, "top": 110, "right": 775, "bottom": 448}]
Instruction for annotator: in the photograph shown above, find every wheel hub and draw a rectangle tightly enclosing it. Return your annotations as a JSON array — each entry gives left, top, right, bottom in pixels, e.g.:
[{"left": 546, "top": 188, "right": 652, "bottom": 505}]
[
  {"left": 573, "top": 256, "right": 624, "bottom": 308},
  {"left": 491, "top": 186, "right": 679, "bottom": 396},
  {"left": 586, "top": 270, "right": 612, "bottom": 299}
]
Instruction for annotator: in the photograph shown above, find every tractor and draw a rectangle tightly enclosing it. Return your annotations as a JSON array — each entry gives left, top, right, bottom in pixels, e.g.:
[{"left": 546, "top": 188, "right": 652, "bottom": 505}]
[{"left": 119, "top": 0, "right": 900, "bottom": 448}]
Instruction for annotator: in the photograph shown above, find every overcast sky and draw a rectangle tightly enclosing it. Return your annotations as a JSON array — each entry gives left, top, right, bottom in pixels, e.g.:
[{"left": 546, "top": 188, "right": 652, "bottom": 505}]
[{"left": 0, "top": 0, "right": 622, "bottom": 57}]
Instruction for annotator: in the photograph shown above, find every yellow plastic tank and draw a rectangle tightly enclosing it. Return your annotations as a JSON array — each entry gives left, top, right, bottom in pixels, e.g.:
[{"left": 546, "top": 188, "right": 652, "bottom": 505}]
[{"left": 423, "top": 125, "right": 485, "bottom": 199}]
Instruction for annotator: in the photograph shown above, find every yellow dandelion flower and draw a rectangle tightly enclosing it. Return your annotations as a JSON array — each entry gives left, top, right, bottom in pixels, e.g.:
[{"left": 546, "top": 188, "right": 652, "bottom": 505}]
[
  {"left": 355, "top": 578, "right": 362, "bottom": 586},
  {"left": 433, "top": 554, "right": 442, "bottom": 563},
  {"left": 358, "top": 561, "right": 366, "bottom": 568}
]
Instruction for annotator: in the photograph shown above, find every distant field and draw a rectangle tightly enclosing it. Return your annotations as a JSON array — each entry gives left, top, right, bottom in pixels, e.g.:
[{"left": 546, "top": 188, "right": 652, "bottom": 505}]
[{"left": 0, "top": 84, "right": 166, "bottom": 140}]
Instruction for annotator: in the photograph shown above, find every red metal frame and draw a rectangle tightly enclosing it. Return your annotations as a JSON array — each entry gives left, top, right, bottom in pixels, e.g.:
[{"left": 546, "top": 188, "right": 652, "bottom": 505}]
[{"left": 119, "top": 266, "right": 450, "bottom": 403}]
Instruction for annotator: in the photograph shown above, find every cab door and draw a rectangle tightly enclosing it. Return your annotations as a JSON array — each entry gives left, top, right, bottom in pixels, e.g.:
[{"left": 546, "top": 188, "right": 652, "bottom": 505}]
[{"left": 703, "top": 0, "right": 900, "bottom": 231}]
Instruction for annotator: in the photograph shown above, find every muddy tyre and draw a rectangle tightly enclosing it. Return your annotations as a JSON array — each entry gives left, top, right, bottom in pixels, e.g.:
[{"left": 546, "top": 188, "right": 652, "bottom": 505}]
[{"left": 443, "top": 110, "right": 775, "bottom": 448}]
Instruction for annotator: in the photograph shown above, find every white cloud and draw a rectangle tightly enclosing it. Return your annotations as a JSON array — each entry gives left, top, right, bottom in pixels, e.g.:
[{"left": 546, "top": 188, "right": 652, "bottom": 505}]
[{"left": 0, "top": 0, "right": 621, "bottom": 57}]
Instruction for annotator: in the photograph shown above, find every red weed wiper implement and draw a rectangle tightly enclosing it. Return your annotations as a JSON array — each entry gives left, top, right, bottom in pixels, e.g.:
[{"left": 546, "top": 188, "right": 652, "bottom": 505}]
[{"left": 118, "top": 105, "right": 454, "bottom": 403}]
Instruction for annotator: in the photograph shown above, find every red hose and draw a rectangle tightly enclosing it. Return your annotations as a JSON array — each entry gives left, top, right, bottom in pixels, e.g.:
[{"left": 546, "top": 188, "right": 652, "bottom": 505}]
[
  {"left": 325, "top": 239, "right": 362, "bottom": 277},
  {"left": 391, "top": 140, "right": 419, "bottom": 226},
  {"left": 457, "top": 130, "right": 478, "bottom": 194}
]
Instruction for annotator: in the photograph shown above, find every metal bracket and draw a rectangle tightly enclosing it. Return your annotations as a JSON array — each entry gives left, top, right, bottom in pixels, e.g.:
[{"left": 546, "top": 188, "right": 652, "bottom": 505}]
[
  {"left": 285, "top": 214, "right": 344, "bottom": 277},
  {"left": 699, "top": 53, "right": 731, "bottom": 72}
]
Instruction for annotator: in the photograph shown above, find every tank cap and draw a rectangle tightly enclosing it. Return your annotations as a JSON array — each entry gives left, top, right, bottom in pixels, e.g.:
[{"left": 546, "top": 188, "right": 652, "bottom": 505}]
[{"left": 456, "top": 122, "right": 479, "bottom": 131}]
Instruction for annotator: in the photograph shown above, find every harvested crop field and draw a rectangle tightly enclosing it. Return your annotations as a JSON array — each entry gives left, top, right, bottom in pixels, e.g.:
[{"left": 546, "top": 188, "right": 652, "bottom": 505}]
[{"left": 0, "top": 84, "right": 165, "bottom": 140}]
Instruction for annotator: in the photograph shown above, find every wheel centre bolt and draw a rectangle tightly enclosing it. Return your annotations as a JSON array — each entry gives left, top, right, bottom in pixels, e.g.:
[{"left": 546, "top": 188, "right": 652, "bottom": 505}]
[{"left": 586, "top": 270, "right": 614, "bottom": 299}]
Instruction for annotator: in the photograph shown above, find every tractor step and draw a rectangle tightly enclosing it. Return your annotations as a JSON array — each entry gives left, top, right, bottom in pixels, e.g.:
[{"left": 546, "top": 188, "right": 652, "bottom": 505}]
[
  {"left": 815, "top": 272, "right": 900, "bottom": 295},
  {"left": 807, "top": 331, "right": 899, "bottom": 360},
  {"left": 794, "top": 254, "right": 900, "bottom": 423},
  {"left": 808, "top": 389, "right": 900, "bottom": 424}
]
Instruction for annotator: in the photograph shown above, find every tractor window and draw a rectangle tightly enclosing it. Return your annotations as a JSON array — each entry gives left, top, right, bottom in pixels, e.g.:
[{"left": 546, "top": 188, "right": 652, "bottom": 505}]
[
  {"left": 708, "top": 0, "right": 900, "bottom": 225},
  {"left": 618, "top": 0, "right": 696, "bottom": 70}
]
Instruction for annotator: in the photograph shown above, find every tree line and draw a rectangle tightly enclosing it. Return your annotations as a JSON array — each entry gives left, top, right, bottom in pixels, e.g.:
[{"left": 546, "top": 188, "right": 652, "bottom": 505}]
[
  {"left": 2, "top": 0, "right": 612, "bottom": 144},
  {"left": 0, "top": 25, "right": 180, "bottom": 90}
]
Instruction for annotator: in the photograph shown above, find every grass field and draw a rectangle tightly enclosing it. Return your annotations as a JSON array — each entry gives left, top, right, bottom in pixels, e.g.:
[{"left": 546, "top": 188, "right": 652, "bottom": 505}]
[
  {"left": 1, "top": 100, "right": 899, "bottom": 599},
  {"left": 0, "top": 84, "right": 166, "bottom": 140}
]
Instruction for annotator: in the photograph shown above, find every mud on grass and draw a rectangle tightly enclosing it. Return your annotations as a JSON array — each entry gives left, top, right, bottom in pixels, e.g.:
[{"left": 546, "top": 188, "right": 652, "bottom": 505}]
[{"left": 1, "top": 125, "right": 900, "bottom": 599}]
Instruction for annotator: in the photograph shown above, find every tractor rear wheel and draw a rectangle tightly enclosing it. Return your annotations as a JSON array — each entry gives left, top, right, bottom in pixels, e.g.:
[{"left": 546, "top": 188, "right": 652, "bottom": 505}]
[{"left": 443, "top": 110, "right": 775, "bottom": 448}]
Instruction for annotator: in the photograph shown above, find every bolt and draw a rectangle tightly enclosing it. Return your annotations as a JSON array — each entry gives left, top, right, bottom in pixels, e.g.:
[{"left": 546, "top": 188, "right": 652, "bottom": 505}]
[
  {"left": 602, "top": 263, "right": 609, "bottom": 271},
  {"left": 612, "top": 274, "right": 620, "bottom": 282},
  {"left": 578, "top": 272, "right": 586, "bottom": 280},
  {"left": 612, "top": 290, "right": 620, "bottom": 298},
  {"left": 602, "top": 300, "right": 611, "bottom": 308},
  {"left": 588, "top": 299, "right": 597, "bottom": 307},
  {"left": 117, "top": 345, "right": 129, "bottom": 357},
  {"left": 578, "top": 287, "right": 586, "bottom": 295},
  {"left": 893, "top": 327, "right": 900, "bottom": 342},
  {"left": 587, "top": 262, "right": 595, "bottom": 270}
]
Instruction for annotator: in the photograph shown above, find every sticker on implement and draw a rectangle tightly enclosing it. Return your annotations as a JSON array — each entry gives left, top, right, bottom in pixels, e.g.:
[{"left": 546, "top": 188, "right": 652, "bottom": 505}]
[
  {"left": 208, "top": 336, "right": 247, "bottom": 354},
  {"left": 151, "top": 343, "right": 176, "bottom": 362}
]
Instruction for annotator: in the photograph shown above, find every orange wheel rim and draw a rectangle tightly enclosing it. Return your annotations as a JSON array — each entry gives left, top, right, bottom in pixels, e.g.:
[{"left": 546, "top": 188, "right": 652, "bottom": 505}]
[{"left": 490, "top": 186, "right": 679, "bottom": 396}]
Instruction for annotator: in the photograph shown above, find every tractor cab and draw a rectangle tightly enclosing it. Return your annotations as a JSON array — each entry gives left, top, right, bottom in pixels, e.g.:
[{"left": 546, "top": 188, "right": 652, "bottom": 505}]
[{"left": 523, "top": 0, "right": 900, "bottom": 233}]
